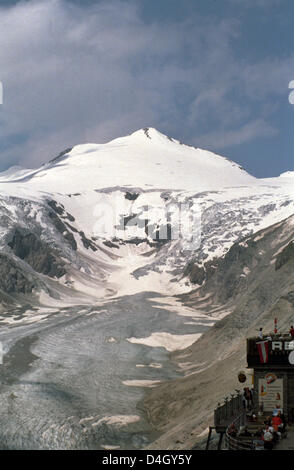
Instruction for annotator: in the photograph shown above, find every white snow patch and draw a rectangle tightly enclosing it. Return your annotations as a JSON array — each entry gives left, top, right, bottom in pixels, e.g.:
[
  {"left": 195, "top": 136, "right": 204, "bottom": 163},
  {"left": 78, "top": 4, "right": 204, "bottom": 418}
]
[
  {"left": 106, "top": 337, "right": 117, "bottom": 343},
  {"left": 91, "top": 415, "right": 140, "bottom": 427},
  {"left": 135, "top": 363, "right": 162, "bottom": 369},
  {"left": 122, "top": 380, "right": 162, "bottom": 387},
  {"left": 101, "top": 445, "right": 121, "bottom": 450},
  {"left": 127, "top": 332, "right": 202, "bottom": 352}
]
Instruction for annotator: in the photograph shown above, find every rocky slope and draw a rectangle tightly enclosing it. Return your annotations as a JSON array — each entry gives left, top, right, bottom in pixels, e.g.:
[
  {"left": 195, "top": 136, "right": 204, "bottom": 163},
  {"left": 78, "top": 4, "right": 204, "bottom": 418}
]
[{"left": 143, "top": 214, "right": 294, "bottom": 449}]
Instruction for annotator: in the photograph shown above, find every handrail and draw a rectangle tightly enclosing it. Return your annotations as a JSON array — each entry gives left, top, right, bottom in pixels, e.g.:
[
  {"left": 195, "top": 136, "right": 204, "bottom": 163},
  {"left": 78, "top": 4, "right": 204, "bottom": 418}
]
[
  {"left": 213, "top": 389, "right": 262, "bottom": 450},
  {"left": 223, "top": 389, "right": 259, "bottom": 450},
  {"left": 225, "top": 411, "right": 253, "bottom": 450},
  {"left": 214, "top": 390, "right": 244, "bottom": 427}
]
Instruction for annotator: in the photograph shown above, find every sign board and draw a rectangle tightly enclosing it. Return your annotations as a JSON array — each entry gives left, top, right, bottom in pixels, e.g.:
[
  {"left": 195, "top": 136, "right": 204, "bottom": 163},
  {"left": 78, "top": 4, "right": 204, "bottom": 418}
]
[
  {"left": 247, "top": 338, "right": 294, "bottom": 367},
  {"left": 258, "top": 374, "right": 283, "bottom": 410}
]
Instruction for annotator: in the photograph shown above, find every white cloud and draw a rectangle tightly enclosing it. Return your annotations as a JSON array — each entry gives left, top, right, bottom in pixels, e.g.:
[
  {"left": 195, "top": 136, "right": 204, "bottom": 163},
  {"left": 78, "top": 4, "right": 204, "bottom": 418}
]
[{"left": 0, "top": 0, "right": 292, "bottom": 169}]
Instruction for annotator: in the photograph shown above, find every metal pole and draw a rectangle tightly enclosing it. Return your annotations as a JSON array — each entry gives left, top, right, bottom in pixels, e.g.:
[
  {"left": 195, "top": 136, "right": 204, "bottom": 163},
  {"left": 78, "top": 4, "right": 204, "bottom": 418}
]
[
  {"left": 224, "top": 397, "right": 228, "bottom": 420},
  {"left": 205, "top": 427, "right": 213, "bottom": 450}
]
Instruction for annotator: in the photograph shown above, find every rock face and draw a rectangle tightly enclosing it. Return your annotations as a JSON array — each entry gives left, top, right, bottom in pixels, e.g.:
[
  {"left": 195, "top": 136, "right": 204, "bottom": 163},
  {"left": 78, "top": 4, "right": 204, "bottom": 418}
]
[
  {"left": 0, "top": 253, "right": 35, "bottom": 296},
  {"left": 47, "top": 202, "right": 78, "bottom": 251},
  {"left": 0, "top": 193, "right": 112, "bottom": 306},
  {"left": 8, "top": 229, "right": 66, "bottom": 279},
  {"left": 275, "top": 240, "right": 294, "bottom": 271},
  {"left": 144, "top": 215, "right": 294, "bottom": 450}
]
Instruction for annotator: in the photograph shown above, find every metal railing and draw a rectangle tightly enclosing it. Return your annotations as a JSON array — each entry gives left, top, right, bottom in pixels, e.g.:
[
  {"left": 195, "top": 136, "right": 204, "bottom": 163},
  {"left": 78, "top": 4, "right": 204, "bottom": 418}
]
[
  {"left": 222, "top": 389, "right": 266, "bottom": 450},
  {"left": 214, "top": 390, "right": 258, "bottom": 450},
  {"left": 225, "top": 413, "right": 253, "bottom": 450},
  {"left": 214, "top": 390, "right": 244, "bottom": 427}
]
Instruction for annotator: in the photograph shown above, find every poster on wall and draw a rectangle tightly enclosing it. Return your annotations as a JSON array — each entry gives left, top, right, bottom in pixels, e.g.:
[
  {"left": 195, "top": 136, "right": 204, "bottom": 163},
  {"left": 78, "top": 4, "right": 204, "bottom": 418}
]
[{"left": 258, "top": 373, "right": 283, "bottom": 410}]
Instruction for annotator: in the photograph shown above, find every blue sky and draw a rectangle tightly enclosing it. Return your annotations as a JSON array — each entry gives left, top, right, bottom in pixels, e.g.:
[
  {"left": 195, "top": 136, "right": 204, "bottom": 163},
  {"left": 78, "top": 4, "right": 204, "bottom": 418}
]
[{"left": 0, "top": 0, "right": 293, "bottom": 177}]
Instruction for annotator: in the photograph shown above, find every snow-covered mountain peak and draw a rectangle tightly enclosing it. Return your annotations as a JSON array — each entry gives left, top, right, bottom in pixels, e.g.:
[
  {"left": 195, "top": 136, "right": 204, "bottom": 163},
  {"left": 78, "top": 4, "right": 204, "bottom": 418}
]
[
  {"left": 0, "top": 128, "right": 257, "bottom": 194},
  {"left": 127, "top": 127, "right": 178, "bottom": 143}
]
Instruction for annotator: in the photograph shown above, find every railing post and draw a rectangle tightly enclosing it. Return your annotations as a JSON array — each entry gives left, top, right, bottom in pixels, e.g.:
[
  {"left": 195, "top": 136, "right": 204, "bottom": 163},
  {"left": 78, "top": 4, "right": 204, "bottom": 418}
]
[
  {"left": 229, "top": 398, "right": 232, "bottom": 418},
  {"left": 214, "top": 403, "right": 222, "bottom": 426},
  {"left": 231, "top": 394, "right": 236, "bottom": 416},
  {"left": 241, "top": 408, "right": 245, "bottom": 427},
  {"left": 224, "top": 397, "right": 228, "bottom": 420}
]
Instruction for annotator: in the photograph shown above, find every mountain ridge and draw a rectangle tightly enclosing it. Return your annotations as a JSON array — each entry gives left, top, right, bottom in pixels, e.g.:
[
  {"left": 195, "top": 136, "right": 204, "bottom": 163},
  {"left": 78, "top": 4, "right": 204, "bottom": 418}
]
[{"left": 0, "top": 127, "right": 256, "bottom": 193}]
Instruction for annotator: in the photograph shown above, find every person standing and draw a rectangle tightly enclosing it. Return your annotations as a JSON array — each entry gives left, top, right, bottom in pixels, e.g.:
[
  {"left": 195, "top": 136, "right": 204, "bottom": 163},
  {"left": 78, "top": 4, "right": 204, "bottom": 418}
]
[{"left": 244, "top": 387, "right": 253, "bottom": 410}]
